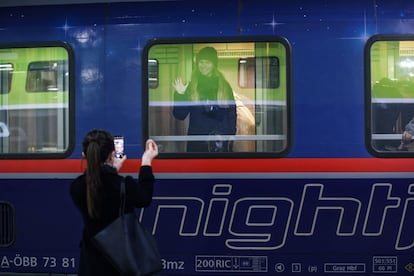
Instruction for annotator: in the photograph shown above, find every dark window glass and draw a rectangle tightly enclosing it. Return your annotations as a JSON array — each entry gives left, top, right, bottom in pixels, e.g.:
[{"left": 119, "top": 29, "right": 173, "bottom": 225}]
[
  {"left": 0, "top": 64, "right": 12, "bottom": 94},
  {"left": 148, "top": 59, "right": 159, "bottom": 89},
  {"left": 238, "top": 56, "right": 279, "bottom": 88},
  {"left": 26, "top": 61, "right": 68, "bottom": 92}
]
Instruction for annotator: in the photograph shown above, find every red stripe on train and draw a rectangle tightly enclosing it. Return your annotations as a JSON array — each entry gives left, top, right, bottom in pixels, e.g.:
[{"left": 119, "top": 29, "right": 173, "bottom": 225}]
[{"left": 0, "top": 158, "right": 412, "bottom": 173}]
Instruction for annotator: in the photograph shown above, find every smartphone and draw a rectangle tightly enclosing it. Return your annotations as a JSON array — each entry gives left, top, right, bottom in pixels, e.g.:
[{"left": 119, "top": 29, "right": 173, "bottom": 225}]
[{"left": 114, "top": 136, "right": 124, "bottom": 158}]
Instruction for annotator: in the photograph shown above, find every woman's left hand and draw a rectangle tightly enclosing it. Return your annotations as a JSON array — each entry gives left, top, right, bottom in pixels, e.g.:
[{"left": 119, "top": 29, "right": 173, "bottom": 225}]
[{"left": 112, "top": 154, "right": 127, "bottom": 171}]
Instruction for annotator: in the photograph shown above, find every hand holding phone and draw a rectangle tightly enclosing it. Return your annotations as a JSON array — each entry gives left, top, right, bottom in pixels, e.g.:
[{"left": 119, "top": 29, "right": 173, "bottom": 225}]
[{"left": 114, "top": 136, "right": 124, "bottom": 158}]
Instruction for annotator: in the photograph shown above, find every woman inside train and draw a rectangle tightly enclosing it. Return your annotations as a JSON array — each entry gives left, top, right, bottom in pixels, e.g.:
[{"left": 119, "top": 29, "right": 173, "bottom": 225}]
[{"left": 172, "top": 46, "right": 237, "bottom": 152}]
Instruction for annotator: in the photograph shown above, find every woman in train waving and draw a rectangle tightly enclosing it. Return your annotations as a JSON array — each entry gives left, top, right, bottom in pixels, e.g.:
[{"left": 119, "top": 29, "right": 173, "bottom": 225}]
[{"left": 172, "top": 46, "right": 237, "bottom": 153}]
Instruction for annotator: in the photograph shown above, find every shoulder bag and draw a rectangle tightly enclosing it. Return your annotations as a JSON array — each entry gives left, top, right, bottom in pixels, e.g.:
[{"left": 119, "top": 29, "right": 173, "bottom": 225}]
[{"left": 92, "top": 180, "right": 162, "bottom": 276}]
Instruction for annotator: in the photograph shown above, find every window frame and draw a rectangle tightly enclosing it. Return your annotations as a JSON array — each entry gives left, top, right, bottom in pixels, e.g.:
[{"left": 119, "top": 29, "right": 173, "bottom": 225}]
[
  {"left": 142, "top": 36, "right": 292, "bottom": 159},
  {"left": 365, "top": 34, "right": 414, "bottom": 157},
  {"left": 0, "top": 41, "right": 75, "bottom": 159}
]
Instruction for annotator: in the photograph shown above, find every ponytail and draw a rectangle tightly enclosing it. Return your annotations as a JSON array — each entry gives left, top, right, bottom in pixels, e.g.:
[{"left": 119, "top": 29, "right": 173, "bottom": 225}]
[
  {"left": 82, "top": 129, "right": 115, "bottom": 219},
  {"left": 86, "top": 141, "right": 102, "bottom": 218}
]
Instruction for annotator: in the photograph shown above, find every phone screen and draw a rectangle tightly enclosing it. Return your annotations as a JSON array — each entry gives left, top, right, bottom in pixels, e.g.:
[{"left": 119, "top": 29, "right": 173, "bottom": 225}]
[{"left": 114, "top": 136, "right": 124, "bottom": 158}]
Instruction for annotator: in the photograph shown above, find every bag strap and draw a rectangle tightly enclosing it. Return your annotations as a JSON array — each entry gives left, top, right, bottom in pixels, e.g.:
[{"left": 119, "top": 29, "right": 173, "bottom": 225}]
[{"left": 119, "top": 179, "right": 126, "bottom": 216}]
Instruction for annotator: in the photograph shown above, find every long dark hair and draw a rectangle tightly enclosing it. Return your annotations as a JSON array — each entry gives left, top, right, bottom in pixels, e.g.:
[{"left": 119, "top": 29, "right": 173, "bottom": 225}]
[{"left": 82, "top": 129, "right": 115, "bottom": 218}]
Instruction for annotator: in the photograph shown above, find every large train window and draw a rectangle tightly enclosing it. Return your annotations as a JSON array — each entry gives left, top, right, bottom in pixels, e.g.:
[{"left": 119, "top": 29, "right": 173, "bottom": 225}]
[
  {"left": 143, "top": 37, "right": 291, "bottom": 157},
  {"left": 366, "top": 35, "right": 414, "bottom": 157},
  {"left": 0, "top": 42, "right": 74, "bottom": 158}
]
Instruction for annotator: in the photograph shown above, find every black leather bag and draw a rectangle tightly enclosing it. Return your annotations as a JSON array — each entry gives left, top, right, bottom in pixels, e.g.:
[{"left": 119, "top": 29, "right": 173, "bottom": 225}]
[{"left": 92, "top": 180, "right": 162, "bottom": 276}]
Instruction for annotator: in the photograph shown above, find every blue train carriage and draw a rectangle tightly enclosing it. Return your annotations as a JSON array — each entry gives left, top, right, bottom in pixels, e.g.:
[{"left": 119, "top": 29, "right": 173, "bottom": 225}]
[
  {"left": 143, "top": 35, "right": 414, "bottom": 275},
  {"left": 0, "top": 42, "right": 75, "bottom": 274},
  {"left": 0, "top": 1, "right": 413, "bottom": 276}
]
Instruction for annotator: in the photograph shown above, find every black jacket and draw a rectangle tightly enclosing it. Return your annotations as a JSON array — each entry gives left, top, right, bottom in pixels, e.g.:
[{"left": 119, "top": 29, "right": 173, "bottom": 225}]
[
  {"left": 70, "top": 164, "right": 155, "bottom": 276},
  {"left": 173, "top": 75, "right": 237, "bottom": 152}
]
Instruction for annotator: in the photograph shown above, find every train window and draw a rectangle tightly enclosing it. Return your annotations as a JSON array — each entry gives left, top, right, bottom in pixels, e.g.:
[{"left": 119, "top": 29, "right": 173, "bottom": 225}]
[
  {"left": 26, "top": 61, "right": 68, "bottom": 92},
  {"left": 143, "top": 38, "right": 291, "bottom": 157},
  {"left": 0, "top": 43, "right": 74, "bottom": 158},
  {"left": 0, "top": 64, "right": 12, "bottom": 94},
  {"left": 366, "top": 36, "right": 414, "bottom": 156},
  {"left": 148, "top": 59, "right": 159, "bottom": 89},
  {"left": 238, "top": 57, "right": 280, "bottom": 88}
]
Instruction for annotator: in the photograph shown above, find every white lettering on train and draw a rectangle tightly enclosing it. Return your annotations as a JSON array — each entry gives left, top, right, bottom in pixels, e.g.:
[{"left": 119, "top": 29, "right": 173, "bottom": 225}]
[{"left": 140, "top": 183, "right": 414, "bottom": 250}]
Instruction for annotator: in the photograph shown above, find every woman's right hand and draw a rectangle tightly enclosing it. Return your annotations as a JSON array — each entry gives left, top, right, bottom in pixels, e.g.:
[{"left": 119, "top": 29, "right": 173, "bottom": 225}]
[
  {"left": 141, "top": 139, "right": 159, "bottom": 166},
  {"left": 172, "top": 78, "right": 188, "bottom": 95}
]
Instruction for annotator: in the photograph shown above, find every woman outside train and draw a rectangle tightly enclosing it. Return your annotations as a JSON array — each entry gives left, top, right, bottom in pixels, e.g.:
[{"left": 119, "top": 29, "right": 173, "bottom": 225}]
[{"left": 70, "top": 129, "right": 158, "bottom": 276}]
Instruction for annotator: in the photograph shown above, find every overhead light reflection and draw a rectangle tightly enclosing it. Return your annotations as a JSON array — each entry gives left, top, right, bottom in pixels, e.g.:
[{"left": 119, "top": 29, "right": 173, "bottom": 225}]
[{"left": 399, "top": 58, "right": 414, "bottom": 68}]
